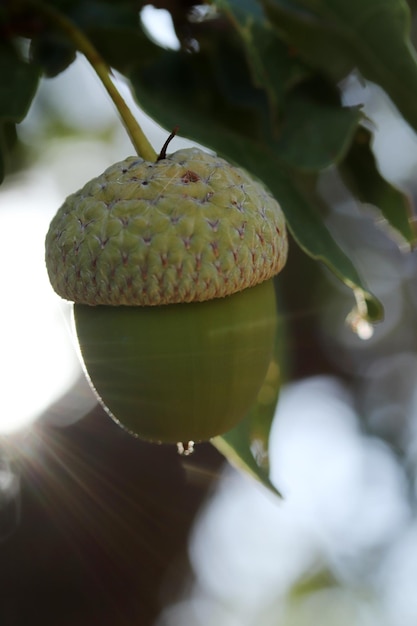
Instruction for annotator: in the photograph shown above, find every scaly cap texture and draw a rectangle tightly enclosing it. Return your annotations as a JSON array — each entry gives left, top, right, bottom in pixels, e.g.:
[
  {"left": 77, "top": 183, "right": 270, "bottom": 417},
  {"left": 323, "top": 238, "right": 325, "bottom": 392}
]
[{"left": 45, "top": 148, "right": 288, "bottom": 305}]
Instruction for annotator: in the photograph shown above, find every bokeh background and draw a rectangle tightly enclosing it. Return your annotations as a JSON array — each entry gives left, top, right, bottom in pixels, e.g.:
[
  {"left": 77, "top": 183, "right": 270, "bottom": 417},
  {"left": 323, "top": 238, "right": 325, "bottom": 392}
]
[{"left": 2, "top": 6, "right": 417, "bottom": 625}]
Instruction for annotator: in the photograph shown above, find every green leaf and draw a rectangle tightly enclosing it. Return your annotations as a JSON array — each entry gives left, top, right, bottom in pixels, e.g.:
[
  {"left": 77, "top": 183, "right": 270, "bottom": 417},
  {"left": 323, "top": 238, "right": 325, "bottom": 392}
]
[
  {"left": 89, "top": 25, "right": 164, "bottom": 75},
  {"left": 217, "top": 0, "right": 310, "bottom": 114},
  {"left": 266, "top": 170, "right": 383, "bottom": 322},
  {"left": 0, "top": 43, "right": 39, "bottom": 183},
  {"left": 0, "top": 122, "right": 19, "bottom": 183},
  {"left": 263, "top": 0, "right": 417, "bottom": 132},
  {"left": 72, "top": 2, "right": 161, "bottom": 74},
  {"left": 0, "top": 128, "right": 4, "bottom": 183},
  {"left": 340, "top": 127, "right": 417, "bottom": 247},
  {"left": 30, "top": 30, "right": 76, "bottom": 77},
  {"left": 270, "top": 83, "right": 361, "bottom": 170},
  {"left": 132, "top": 50, "right": 360, "bottom": 173},
  {"left": 0, "top": 43, "right": 39, "bottom": 122},
  {"left": 216, "top": 1, "right": 360, "bottom": 169},
  {"left": 212, "top": 311, "right": 286, "bottom": 497},
  {"left": 72, "top": 1, "right": 139, "bottom": 30}
]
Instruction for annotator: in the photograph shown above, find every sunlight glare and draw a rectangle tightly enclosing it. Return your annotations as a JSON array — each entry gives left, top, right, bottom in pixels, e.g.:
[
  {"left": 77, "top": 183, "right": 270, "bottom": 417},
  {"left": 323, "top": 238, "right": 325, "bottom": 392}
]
[
  {"left": 140, "top": 6, "right": 181, "bottom": 51},
  {"left": 0, "top": 171, "right": 82, "bottom": 434}
]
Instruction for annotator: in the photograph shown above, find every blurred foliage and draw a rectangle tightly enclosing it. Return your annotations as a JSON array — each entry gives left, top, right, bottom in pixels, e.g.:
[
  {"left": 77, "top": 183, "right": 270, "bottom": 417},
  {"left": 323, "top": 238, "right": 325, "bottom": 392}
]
[{"left": 1, "top": 0, "right": 417, "bottom": 490}]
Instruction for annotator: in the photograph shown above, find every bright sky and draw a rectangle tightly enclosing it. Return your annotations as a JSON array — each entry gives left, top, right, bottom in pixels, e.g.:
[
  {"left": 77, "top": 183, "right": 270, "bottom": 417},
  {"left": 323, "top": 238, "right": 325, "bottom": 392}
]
[{"left": 0, "top": 166, "right": 90, "bottom": 434}]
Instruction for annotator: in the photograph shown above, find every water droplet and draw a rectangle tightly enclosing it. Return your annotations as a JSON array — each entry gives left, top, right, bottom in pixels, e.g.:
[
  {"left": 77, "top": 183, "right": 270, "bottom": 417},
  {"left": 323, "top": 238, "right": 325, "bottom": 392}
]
[
  {"left": 349, "top": 315, "right": 374, "bottom": 340},
  {"left": 177, "top": 441, "right": 195, "bottom": 456},
  {"left": 250, "top": 438, "right": 269, "bottom": 469},
  {"left": 346, "top": 289, "right": 375, "bottom": 340}
]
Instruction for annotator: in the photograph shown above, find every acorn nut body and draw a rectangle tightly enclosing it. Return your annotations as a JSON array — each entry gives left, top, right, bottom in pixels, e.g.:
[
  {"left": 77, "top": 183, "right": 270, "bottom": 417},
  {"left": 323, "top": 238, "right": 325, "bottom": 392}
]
[{"left": 45, "top": 148, "right": 288, "bottom": 443}]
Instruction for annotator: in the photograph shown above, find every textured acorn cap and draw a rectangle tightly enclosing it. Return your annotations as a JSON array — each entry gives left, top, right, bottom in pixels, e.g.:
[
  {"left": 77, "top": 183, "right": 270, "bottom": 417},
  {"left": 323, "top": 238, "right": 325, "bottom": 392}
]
[{"left": 45, "top": 148, "right": 288, "bottom": 306}]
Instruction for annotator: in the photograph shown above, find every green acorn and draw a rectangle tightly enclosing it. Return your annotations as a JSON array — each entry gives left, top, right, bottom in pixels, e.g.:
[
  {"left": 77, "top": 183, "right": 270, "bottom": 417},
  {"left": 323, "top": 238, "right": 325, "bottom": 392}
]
[{"left": 45, "top": 147, "right": 288, "bottom": 443}]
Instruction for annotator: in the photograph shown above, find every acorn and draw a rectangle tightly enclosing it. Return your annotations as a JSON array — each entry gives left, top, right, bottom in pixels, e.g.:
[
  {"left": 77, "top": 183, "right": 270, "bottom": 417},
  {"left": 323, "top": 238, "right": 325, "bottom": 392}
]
[{"left": 45, "top": 147, "right": 288, "bottom": 443}]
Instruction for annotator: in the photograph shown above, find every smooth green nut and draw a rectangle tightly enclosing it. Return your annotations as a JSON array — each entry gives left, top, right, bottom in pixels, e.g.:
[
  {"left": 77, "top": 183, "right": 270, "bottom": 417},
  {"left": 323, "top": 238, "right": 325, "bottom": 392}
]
[
  {"left": 74, "top": 279, "right": 277, "bottom": 443},
  {"left": 45, "top": 148, "right": 288, "bottom": 443}
]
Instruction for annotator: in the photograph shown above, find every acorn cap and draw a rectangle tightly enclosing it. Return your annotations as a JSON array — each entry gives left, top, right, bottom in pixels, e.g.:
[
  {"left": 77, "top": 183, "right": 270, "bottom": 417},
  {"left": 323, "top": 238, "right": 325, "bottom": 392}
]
[{"left": 45, "top": 148, "right": 288, "bottom": 306}]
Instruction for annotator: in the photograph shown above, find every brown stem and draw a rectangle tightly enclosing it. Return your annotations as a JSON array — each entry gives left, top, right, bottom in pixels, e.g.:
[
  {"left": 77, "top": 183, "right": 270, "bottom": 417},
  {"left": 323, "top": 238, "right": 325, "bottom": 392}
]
[{"left": 157, "top": 126, "right": 180, "bottom": 161}]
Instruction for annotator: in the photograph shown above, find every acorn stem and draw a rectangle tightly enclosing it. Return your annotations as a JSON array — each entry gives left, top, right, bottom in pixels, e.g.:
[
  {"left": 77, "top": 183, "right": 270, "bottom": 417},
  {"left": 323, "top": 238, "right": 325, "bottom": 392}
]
[
  {"left": 29, "top": 1, "right": 157, "bottom": 161},
  {"left": 157, "top": 126, "right": 179, "bottom": 161}
]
